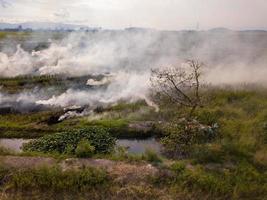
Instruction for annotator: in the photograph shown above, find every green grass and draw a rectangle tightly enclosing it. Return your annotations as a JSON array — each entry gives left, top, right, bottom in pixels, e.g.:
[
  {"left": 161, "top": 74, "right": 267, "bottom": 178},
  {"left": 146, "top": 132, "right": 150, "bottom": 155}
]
[
  {"left": 0, "top": 111, "right": 62, "bottom": 138},
  {"left": 0, "top": 165, "right": 108, "bottom": 191},
  {"left": 157, "top": 87, "right": 267, "bottom": 166},
  {"left": 153, "top": 86, "right": 267, "bottom": 199},
  {"left": 0, "top": 162, "right": 165, "bottom": 200},
  {"left": 150, "top": 160, "right": 267, "bottom": 200},
  {"left": 0, "top": 106, "right": 157, "bottom": 139}
]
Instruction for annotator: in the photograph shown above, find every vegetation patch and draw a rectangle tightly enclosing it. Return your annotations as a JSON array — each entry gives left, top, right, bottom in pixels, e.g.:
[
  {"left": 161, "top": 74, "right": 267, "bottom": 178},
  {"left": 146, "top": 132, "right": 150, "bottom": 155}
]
[{"left": 23, "top": 127, "right": 116, "bottom": 155}]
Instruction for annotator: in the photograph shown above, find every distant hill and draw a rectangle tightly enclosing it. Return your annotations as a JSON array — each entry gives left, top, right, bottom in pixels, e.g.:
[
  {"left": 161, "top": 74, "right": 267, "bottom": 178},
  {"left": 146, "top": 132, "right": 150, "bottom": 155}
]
[
  {"left": 209, "top": 27, "right": 232, "bottom": 32},
  {"left": 0, "top": 22, "right": 100, "bottom": 31}
]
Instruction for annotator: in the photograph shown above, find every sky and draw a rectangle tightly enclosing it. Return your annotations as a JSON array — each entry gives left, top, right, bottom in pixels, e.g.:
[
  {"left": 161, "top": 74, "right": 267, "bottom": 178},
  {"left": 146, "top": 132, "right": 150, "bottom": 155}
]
[{"left": 0, "top": 0, "right": 267, "bottom": 30}]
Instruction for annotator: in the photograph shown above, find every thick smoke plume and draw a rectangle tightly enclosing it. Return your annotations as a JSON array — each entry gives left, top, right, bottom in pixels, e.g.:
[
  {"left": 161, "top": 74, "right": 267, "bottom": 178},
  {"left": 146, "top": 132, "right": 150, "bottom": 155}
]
[
  {"left": 1, "top": 29, "right": 267, "bottom": 109},
  {"left": 36, "top": 72, "right": 150, "bottom": 107}
]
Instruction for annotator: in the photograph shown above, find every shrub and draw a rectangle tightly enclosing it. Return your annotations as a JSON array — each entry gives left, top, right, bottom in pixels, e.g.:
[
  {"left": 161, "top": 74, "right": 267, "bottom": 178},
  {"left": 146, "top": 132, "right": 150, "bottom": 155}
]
[
  {"left": 161, "top": 119, "right": 219, "bottom": 158},
  {"left": 23, "top": 127, "right": 116, "bottom": 154},
  {"left": 75, "top": 140, "right": 95, "bottom": 158}
]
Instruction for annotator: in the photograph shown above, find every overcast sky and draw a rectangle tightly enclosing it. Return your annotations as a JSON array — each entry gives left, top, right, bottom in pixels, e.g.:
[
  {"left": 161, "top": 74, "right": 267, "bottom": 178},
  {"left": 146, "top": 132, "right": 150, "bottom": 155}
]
[{"left": 0, "top": 0, "right": 267, "bottom": 30}]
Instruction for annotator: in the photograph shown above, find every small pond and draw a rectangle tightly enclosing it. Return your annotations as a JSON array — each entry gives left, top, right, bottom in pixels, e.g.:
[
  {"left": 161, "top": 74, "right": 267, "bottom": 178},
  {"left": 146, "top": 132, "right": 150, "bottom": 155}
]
[{"left": 0, "top": 138, "right": 162, "bottom": 154}]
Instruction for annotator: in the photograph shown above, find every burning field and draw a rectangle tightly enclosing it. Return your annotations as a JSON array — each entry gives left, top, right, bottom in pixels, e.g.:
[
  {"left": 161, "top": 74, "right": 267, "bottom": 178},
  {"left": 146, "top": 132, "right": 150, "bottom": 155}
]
[
  {"left": 1, "top": 29, "right": 267, "bottom": 199},
  {"left": 1, "top": 29, "right": 267, "bottom": 114},
  {"left": 1, "top": 0, "right": 267, "bottom": 199}
]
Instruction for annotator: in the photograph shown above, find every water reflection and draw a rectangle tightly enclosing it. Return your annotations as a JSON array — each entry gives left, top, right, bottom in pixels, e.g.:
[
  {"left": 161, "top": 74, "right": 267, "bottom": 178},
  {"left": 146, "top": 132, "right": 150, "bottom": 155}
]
[{"left": 0, "top": 138, "right": 162, "bottom": 154}]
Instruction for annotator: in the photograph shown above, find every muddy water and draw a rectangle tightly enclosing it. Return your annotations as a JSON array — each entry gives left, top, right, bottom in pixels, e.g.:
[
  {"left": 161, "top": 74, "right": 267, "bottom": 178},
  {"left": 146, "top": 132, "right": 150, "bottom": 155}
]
[{"left": 0, "top": 138, "right": 162, "bottom": 154}]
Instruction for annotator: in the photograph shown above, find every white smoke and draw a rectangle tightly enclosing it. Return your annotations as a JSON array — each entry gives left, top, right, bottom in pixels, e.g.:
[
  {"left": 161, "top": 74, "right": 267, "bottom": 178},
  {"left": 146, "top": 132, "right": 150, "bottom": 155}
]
[
  {"left": 0, "top": 45, "right": 35, "bottom": 77},
  {"left": 0, "top": 92, "right": 38, "bottom": 105},
  {"left": 36, "top": 71, "right": 150, "bottom": 107},
  {"left": 1, "top": 29, "right": 267, "bottom": 110},
  {"left": 0, "top": 30, "right": 170, "bottom": 109},
  {"left": 0, "top": 31, "right": 168, "bottom": 77}
]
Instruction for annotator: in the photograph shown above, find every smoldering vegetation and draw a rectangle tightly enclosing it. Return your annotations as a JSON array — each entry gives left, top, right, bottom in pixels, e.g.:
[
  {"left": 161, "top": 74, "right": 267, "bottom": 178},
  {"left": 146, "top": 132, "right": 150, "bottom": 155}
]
[{"left": 1, "top": 29, "right": 267, "bottom": 115}]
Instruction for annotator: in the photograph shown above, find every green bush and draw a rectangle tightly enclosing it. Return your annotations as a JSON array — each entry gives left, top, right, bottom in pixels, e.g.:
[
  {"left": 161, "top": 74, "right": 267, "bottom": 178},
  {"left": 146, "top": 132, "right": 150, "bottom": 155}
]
[
  {"left": 75, "top": 140, "right": 95, "bottom": 158},
  {"left": 161, "top": 120, "right": 219, "bottom": 158},
  {"left": 23, "top": 127, "right": 116, "bottom": 154}
]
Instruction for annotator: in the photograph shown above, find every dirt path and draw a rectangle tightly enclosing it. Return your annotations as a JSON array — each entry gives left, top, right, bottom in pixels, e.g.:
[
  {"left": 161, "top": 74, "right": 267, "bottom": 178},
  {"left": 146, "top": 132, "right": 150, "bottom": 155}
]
[{"left": 0, "top": 156, "right": 56, "bottom": 168}]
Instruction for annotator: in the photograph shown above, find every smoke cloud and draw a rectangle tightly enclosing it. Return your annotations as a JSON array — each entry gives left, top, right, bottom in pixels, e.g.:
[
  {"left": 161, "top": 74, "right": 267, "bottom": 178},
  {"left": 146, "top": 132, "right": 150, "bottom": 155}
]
[{"left": 1, "top": 29, "right": 267, "bottom": 110}]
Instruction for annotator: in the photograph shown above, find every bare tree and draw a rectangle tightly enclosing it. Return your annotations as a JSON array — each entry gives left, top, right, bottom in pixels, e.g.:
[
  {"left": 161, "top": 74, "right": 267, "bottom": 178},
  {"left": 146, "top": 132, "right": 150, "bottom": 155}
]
[{"left": 150, "top": 59, "right": 203, "bottom": 117}]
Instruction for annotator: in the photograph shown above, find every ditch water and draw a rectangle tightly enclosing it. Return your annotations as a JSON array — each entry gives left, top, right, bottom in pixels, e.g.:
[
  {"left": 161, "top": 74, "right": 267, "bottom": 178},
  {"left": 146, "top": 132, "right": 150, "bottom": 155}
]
[{"left": 0, "top": 138, "right": 162, "bottom": 154}]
